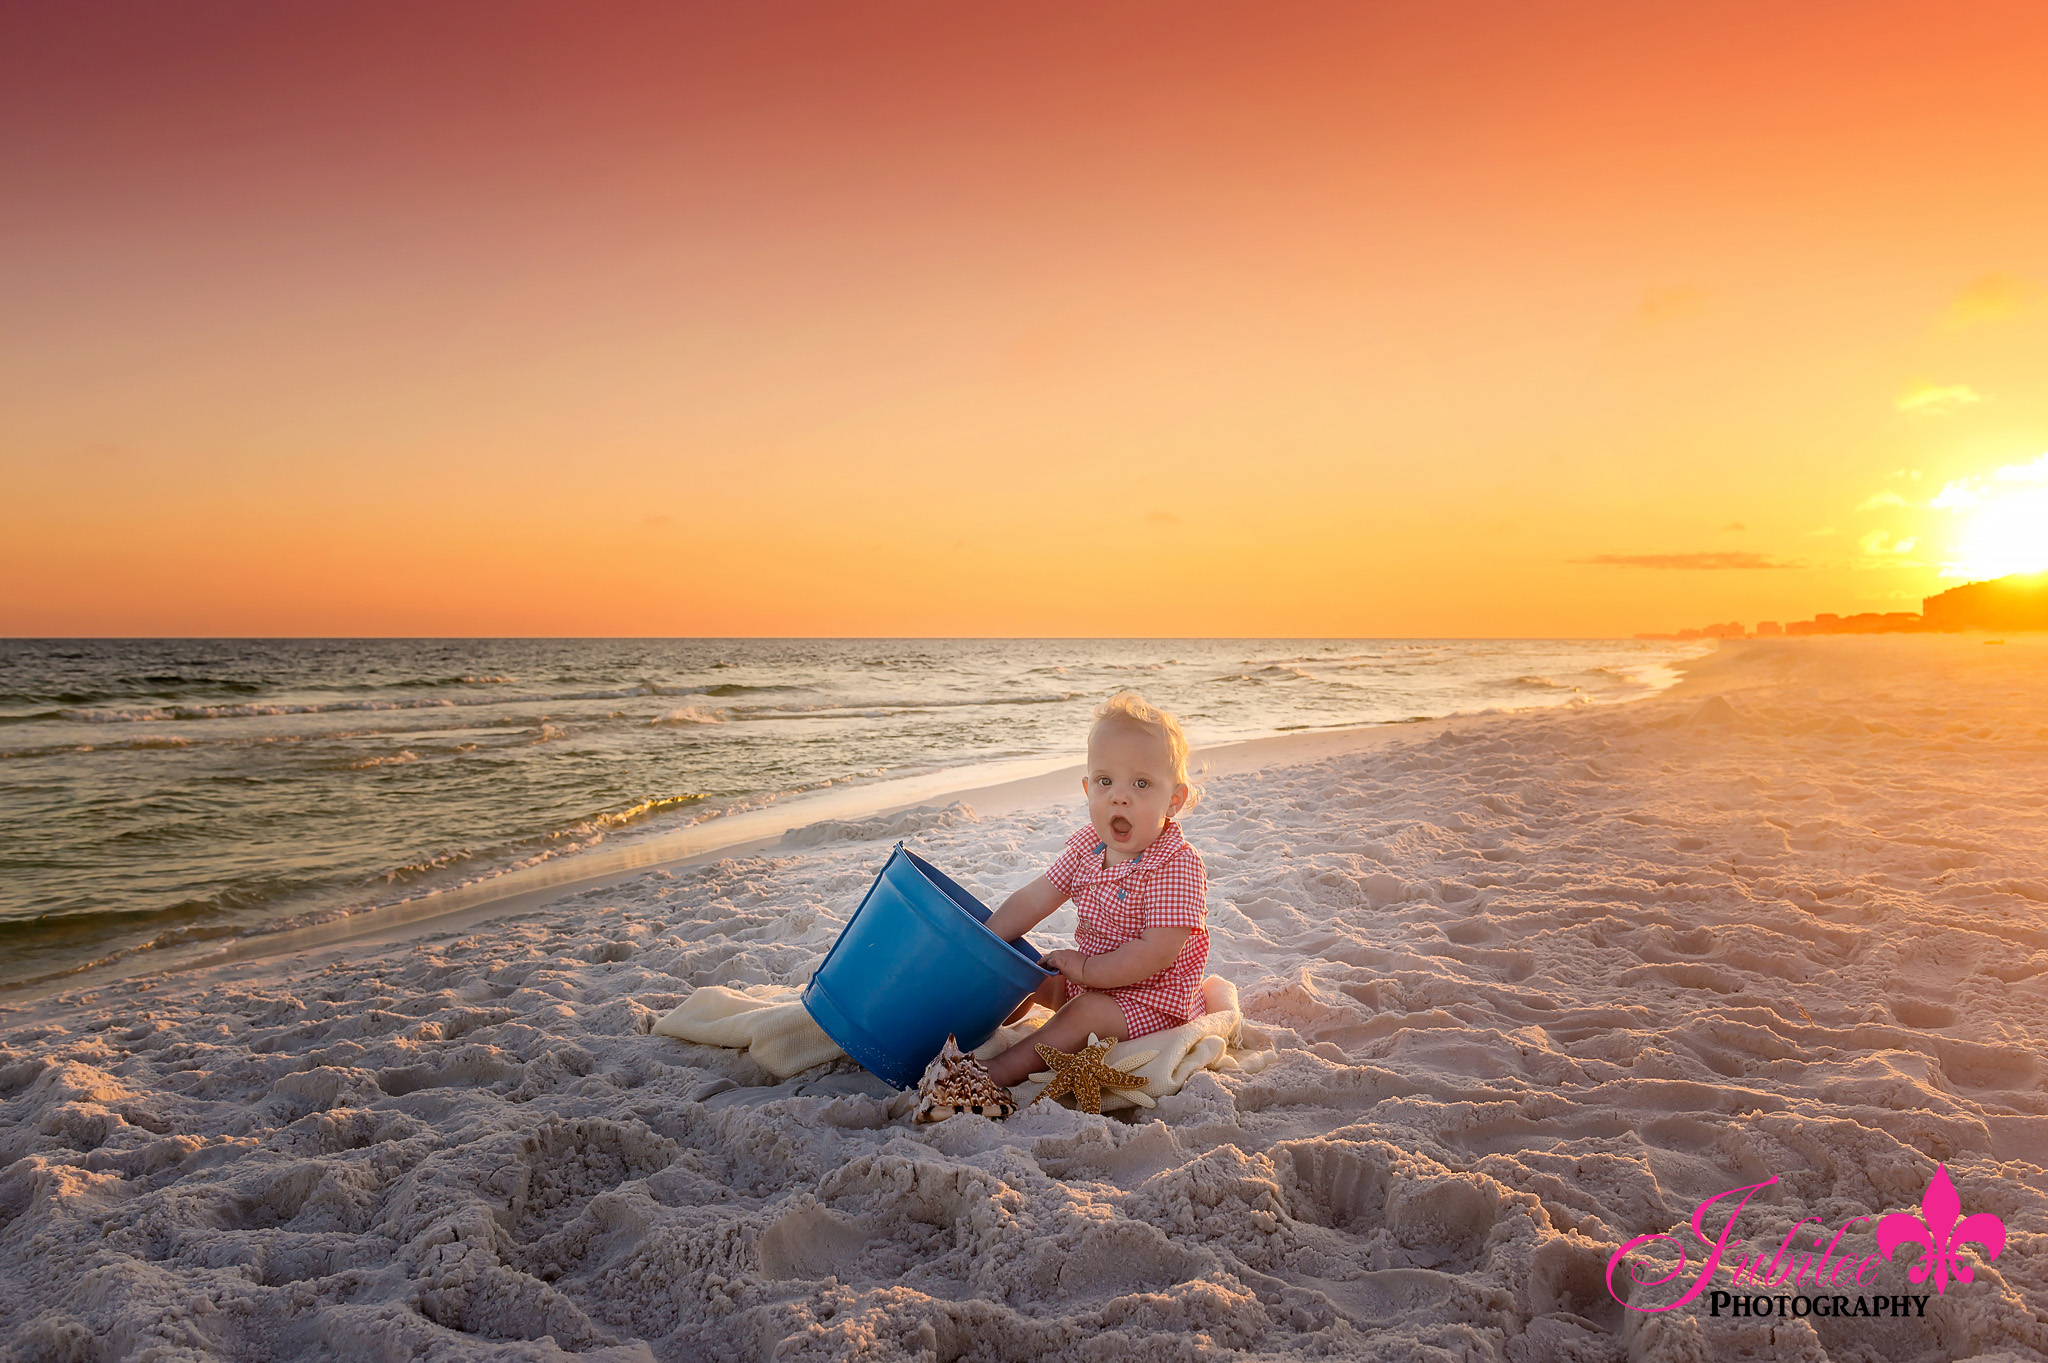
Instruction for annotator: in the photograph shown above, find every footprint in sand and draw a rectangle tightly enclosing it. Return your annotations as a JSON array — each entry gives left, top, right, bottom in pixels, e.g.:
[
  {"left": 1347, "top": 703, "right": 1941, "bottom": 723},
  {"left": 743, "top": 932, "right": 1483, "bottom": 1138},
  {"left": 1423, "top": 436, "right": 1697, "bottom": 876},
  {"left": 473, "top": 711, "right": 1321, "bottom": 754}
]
[
  {"left": 1055, "top": 1221, "right": 1206, "bottom": 1301},
  {"left": 1889, "top": 998, "right": 1957, "bottom": 1030},
  {"left": 1443, "top": 918, "right": 1502, "bottom": 946},
  {"left": 1276, "top": 1142, "right": 1391, "bottom": 1232},
  {"left": 1384, "top": 1176, "right": 1496, "bottom": 1272},
  {"left": 1526, "top": 1234, "right": 1627, "bottom": 1332},
  {"left": 506, "top": 1117, "right": 678, "bottom": 1246},
  {"left": 757, "top": 1204, "right": 870, "bottom": 1280},
  {"left": 374, "top": 1045, "right": 525, "bottom": 1098}
]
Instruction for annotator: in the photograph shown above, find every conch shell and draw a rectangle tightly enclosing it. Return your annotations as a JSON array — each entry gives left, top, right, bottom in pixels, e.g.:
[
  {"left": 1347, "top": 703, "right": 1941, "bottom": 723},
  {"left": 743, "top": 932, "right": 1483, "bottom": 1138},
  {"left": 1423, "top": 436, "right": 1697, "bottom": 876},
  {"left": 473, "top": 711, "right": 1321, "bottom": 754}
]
[{"left": 912, "top": 1034, "right": 1017, "bottom": 1123}]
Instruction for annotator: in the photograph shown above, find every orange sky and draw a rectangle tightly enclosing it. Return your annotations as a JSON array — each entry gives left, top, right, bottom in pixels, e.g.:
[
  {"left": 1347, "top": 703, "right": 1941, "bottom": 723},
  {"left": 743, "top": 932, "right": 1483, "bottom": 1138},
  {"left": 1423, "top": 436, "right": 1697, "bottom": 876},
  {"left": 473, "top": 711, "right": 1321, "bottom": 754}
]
[{"left": 4, "top": 1, "right": 2046, "bottom": 637}]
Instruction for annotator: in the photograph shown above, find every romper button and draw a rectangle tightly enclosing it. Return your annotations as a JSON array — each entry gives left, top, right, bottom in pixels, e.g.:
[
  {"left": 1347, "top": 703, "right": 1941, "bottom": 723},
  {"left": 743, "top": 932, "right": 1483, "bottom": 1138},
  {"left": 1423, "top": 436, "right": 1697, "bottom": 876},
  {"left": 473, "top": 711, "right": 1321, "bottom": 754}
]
[{"left": 1117, "top": 890, "right": 1126, "bottom": 901}]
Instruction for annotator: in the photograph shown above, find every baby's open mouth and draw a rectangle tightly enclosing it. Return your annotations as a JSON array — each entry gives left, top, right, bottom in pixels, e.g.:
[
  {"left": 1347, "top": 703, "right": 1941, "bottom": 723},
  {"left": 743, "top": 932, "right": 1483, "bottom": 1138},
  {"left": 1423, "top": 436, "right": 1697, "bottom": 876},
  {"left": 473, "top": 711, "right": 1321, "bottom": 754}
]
[{"left": 1109, "top": 816, "right": 1132, "bottom": 840}]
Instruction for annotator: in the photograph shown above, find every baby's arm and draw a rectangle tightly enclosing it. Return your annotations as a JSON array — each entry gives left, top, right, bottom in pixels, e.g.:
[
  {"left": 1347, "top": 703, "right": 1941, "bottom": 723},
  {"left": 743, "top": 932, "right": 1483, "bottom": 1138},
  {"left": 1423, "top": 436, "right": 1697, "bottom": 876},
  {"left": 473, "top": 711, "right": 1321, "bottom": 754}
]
[
  {"left": 1045, "top": 926, "right": 1190, "bottom": 989},
  {"left": 983, "top": 875, "right": 1067, "bottom": 942}
]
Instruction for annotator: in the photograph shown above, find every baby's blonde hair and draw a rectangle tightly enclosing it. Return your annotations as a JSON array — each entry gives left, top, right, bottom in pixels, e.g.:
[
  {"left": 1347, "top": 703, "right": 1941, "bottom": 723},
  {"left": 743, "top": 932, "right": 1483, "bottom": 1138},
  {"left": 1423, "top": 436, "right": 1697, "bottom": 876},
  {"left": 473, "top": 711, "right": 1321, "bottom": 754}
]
[{"left": 1092, "top": 690, "right": 1200, "bottom": 816}]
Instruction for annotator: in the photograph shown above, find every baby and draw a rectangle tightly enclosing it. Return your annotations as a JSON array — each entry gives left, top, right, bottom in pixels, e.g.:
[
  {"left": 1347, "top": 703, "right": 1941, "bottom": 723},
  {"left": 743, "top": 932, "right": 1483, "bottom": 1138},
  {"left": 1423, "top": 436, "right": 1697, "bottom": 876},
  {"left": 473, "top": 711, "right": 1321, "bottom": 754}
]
[{"left": 974, "top": 691, "right": 1211, "bottom": 1094}]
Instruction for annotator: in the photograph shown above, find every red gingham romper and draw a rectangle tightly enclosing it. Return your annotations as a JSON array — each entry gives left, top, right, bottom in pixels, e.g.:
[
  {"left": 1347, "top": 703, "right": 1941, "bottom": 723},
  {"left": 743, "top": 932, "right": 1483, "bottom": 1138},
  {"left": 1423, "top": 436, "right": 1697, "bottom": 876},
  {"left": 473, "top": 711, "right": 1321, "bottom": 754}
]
[{"left": 1044, "top": 819, "right": 1210, "bottom": 1039}]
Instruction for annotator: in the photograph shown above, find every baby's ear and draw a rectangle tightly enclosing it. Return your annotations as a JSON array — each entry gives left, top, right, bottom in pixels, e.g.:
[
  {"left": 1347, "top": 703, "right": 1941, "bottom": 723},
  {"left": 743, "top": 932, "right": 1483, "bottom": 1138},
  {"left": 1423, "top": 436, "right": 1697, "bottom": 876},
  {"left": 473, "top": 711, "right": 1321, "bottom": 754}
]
[{"left": 1170, "top": 783, "right": 1188, "bottom": 815}]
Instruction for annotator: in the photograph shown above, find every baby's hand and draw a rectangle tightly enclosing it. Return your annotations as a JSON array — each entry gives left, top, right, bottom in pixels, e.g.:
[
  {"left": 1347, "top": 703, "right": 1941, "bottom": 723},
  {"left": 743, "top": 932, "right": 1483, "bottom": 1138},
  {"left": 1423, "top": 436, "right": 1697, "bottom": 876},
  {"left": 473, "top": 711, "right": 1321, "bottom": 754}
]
[{"left": 1041, "top": 949, "right": 1088, "bottom": 982}]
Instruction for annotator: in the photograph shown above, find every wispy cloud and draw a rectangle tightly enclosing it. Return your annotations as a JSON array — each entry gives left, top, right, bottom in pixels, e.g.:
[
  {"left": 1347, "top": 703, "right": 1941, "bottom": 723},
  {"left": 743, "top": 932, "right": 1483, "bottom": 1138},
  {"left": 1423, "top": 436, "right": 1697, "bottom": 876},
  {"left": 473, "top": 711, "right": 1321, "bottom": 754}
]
[
  {"left": 1145, "top": 509, "right": 1180, "bottom": 527},
  {"left": 1896, "top": 384, "right": 1983, "bottom": 416},
  {"left": 1857, "top": 490, "right": 1908, "bottom": 510},
  {"left": 1719, "top": 521, "right": 1747, "bottom": 532},
  {"left": 1858, "top": 529, "right": 1917, "bottom": 556},
  {"left": 1930, "top": 451, "right": 2048, "bottom": 512},
  {"left": 1573, "top": 552, "right": 1798, "bottom": 570},
  {"left": 1942, "top": 272, "right": 2035, "bottom": 329}
]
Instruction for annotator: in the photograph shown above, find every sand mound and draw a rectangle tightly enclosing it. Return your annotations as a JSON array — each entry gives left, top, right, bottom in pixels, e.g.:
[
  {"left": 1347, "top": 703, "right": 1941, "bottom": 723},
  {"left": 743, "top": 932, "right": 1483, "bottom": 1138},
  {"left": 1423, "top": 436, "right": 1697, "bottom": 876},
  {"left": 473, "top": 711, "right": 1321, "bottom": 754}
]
[{"left": 3, "top": 638, "right": 2045, "bottom": 1361}]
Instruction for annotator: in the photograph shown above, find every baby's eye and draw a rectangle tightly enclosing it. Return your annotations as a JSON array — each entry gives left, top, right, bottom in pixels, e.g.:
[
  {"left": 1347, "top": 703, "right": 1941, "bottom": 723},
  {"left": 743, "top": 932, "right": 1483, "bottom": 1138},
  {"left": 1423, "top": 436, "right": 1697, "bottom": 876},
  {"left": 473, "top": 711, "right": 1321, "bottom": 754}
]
[
  {"left": 1095, "top": 776, "right": 1111, "bottom": 786},
  {"left": 1135, "top": 779, "right": 1149, "bottom": 788}
]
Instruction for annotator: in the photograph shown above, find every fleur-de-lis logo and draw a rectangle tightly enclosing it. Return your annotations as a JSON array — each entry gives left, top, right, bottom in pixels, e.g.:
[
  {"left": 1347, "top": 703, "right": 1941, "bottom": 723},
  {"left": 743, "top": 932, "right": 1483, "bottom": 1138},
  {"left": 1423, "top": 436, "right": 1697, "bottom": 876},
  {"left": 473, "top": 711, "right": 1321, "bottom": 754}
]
[{"left": 1876, "top": 1163, "right": 2006, "bottom": 1295}]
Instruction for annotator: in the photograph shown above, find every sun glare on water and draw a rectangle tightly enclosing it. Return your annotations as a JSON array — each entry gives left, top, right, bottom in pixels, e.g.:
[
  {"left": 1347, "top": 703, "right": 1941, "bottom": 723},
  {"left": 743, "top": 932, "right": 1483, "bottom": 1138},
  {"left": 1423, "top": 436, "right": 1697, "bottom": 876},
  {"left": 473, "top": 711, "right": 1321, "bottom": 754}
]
[{"left": 1934, "top": 453, "right": 2048, "bottom": 579}]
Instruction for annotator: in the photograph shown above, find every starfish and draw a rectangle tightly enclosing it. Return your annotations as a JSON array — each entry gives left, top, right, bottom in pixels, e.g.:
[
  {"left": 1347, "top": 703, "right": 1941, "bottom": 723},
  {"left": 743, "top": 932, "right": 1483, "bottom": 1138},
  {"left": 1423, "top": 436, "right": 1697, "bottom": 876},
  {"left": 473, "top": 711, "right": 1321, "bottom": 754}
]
[{"left": 1029, "top": 1033, "right": 1154, "bottom": 1115}]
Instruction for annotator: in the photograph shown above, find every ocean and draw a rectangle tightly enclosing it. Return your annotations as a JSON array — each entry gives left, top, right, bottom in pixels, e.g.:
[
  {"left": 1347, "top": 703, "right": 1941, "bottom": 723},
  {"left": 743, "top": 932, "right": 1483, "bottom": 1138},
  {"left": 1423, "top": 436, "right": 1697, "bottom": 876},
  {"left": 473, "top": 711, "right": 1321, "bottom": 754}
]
[{"left": 0, "top": 638, "right": 1705, "bottom": 989}]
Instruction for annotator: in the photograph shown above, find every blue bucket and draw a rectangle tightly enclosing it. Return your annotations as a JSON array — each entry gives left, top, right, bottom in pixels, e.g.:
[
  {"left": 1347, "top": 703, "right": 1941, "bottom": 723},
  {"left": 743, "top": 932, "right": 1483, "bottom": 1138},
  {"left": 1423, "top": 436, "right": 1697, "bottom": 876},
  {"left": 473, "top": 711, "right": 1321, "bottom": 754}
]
[{"left": 802, "top": 842, "right": 1054, "bottom": 1089}]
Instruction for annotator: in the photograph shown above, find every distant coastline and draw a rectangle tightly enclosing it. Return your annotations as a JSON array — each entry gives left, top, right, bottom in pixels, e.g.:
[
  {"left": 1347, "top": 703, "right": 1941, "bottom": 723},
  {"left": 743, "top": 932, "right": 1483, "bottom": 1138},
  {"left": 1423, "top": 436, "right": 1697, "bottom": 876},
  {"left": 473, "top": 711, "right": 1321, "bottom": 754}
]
[{"left": 1636, "top": 569, "right": 2048, "bottom": 641}]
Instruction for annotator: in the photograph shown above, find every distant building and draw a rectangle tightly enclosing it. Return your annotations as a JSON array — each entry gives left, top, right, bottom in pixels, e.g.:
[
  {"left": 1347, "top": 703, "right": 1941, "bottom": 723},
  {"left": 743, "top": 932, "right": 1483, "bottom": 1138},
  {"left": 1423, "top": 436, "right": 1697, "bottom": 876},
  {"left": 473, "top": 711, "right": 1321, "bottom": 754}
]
[
  {"left": 1645, "top": 572, "right": 2048, "bottom": 639},
  {"left": 1923, "top": 572, "right": 2048, "bottom": 631},
  {"left": 1645, "top": 580, "right": 2048, "bottom": 640},
  {"left": 1786, "top": 611, "right": 1925, "bottom": 635}
]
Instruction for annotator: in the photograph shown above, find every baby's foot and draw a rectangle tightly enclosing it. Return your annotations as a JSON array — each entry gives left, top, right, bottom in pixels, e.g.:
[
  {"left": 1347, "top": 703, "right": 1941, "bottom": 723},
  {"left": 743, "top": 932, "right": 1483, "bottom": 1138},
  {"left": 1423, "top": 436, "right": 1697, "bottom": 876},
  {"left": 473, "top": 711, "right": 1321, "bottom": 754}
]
[{"left": 912, "top": 1035, "right": 1017, "bottom": 1123}]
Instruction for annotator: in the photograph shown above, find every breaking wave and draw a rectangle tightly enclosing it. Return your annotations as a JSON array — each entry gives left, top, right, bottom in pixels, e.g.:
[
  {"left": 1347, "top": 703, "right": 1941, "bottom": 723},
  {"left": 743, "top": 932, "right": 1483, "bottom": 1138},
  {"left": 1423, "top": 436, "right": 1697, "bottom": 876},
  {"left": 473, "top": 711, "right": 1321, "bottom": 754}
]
[
  {"left": 46, "top": 681, "right": 773, "bottom": 725},
  {"left": 348, "top": 750, "right": 420, "bottom": 770},
  {"left": 652, "top": 706, "right": 726, "bottom": 725}
]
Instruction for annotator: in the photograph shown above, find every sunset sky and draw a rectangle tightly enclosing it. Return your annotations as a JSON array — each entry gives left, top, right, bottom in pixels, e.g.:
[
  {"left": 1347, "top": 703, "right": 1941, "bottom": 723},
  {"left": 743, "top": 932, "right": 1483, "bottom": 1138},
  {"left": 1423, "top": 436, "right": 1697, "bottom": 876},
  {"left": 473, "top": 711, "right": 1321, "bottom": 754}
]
[{"left": 5, "top": 1, "right": 2046, "bottom": 637}]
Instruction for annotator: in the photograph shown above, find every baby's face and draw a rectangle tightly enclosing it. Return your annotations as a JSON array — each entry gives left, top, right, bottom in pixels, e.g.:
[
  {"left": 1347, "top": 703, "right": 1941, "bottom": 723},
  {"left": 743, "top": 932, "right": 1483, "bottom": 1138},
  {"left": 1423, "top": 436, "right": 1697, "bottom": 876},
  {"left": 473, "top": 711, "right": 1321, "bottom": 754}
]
[{"left": 1082, "top": 718, "right": 1187, "bottom": 861}]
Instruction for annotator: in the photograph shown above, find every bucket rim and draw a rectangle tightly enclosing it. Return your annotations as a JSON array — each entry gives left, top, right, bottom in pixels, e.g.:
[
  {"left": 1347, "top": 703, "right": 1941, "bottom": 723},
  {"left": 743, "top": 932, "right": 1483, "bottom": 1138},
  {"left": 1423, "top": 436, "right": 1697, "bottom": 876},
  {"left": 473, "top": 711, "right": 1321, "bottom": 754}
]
[{"left": 893, "top": 843, "right": 1056, "bottom": 977}]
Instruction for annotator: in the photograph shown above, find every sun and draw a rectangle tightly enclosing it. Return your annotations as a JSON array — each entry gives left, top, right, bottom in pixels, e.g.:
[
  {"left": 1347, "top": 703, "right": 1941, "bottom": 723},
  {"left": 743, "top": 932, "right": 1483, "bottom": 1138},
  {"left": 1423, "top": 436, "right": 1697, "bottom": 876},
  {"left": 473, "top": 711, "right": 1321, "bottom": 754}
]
[
  {"left": 1949, "top": 490, "right": 2048, "bottom": 578},
  {"left": 1934, "top": 454, "right": 2048, "bottom": 580}
]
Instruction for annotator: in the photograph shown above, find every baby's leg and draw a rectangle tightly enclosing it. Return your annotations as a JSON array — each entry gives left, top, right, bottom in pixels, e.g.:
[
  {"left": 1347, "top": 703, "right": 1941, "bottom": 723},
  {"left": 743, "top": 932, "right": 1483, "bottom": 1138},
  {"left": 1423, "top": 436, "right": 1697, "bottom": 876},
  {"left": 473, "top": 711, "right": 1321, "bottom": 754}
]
[
  {"left": 986, "top": 990, "right": 1127, "bottom": 1088},
  {"left": 1003, "top": 973, "right": 1066, "bottom": 1025}
]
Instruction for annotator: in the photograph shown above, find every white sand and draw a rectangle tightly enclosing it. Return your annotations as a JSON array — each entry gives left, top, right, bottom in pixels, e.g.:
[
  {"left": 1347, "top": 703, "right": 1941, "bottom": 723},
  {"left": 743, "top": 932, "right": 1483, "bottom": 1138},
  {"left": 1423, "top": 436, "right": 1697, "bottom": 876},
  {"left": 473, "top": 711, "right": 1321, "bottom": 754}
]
[{"left": 4, "top": 637, "right": 2046, "bottom": 1362}]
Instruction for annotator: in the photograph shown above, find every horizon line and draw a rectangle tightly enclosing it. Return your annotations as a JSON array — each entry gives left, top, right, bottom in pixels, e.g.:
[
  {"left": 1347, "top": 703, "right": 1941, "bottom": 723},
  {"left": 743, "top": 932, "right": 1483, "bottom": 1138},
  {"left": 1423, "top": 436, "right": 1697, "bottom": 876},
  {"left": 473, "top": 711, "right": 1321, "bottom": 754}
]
[{"left": 0, "top": 633, "right": 1703, "bottom": 643}]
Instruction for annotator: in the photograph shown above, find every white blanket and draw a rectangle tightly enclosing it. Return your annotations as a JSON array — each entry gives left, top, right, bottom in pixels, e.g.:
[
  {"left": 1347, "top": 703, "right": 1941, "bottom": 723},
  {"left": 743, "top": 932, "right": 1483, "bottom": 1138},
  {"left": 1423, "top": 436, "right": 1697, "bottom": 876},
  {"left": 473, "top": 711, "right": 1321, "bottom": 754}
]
[{"left": 652, "top": 975, "right": 1270, "bottom": 1112}]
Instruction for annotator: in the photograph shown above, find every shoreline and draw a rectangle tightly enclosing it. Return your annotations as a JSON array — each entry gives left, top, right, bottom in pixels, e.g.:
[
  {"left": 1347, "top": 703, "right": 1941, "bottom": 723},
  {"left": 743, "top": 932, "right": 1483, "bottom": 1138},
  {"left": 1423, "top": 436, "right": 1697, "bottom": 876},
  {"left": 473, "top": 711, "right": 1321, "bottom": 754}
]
[{"left": 1, "top": 654, "right": 1714, "bottom": 1005}]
